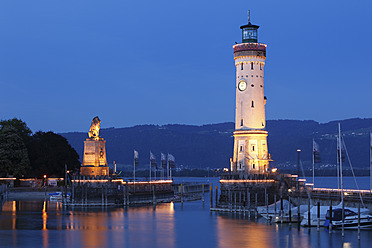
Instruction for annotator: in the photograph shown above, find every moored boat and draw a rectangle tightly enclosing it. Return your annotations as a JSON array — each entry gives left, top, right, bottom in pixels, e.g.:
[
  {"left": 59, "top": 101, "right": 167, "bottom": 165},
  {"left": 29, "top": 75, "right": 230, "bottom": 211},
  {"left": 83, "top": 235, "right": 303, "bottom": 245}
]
[
  {"left": 49, "top": 192, "right": 71, "bottom": 201},
  {"left": 324, "top": 208, "right": 372, "bottom": 229},
  {"left": 300, "top": 203, "right": 370, "bottom": 227}
]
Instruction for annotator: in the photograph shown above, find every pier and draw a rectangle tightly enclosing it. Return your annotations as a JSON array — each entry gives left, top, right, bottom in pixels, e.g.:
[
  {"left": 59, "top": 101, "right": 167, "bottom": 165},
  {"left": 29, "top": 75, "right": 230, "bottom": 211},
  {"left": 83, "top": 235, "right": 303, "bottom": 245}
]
[
  {"left": 290, "top": 187, "right": 372, "bottom": 211},
  {"left": 216, "top": 172, "right": 297, "bottom": 210},
  {"left": 214, "top": 172, "right": 372, "bottom": 213},
  {"left": 67, "top": 176, "right": 174, "bottom": 207}
]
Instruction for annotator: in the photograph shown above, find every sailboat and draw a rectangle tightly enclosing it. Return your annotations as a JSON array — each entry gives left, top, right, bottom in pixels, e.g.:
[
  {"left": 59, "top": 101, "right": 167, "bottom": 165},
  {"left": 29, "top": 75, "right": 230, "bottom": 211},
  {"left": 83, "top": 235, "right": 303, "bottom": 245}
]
[
  {"left": 301, "top": 202, "right": 370, "bottom": 227},
  {"left": 324, "top": 207, "right": 372, "bottom": 229},
  {"left": 257, "top": 199, "right": 307, "bottom": 223},
  {"left": 323, "top": 123, "right": 372, "bottom": 229}
]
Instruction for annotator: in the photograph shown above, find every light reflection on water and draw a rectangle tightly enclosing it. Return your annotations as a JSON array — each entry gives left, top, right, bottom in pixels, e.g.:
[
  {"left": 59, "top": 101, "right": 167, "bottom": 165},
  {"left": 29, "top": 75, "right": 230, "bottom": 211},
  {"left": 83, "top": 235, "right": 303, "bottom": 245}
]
[
  {"left": 0, "top": 200, "right": 177, "bottom": 248},
  {"left": 1, "top": 199, "right": 371, "bottom": 248},
  {"left": 1, "top": 176, "right": 372, "bottom": 248}
]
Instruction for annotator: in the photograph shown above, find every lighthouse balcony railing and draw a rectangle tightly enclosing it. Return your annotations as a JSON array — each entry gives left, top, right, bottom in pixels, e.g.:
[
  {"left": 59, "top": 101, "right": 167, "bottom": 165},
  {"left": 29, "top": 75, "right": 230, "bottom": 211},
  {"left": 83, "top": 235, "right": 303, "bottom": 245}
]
[{"left": 233, "top": 43, "right": 266, "bottom": 52}]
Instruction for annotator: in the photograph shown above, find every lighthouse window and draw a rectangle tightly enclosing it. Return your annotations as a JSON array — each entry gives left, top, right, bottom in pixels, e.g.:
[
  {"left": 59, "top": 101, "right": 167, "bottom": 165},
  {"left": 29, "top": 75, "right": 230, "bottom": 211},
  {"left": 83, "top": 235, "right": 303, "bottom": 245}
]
[
  {"left": 252, "top": 146, "right": 255, "bottom": 151},
  {"left": 251, "top": 101, "right": 254, "bottom": 108},
  {"left": 241, "top": 63, "right": 244, "bottom": 70},
  {"left": 240, "top": 146, "right": 243, "bottom": 152},
  {"left": 260, "top": 64, "right": 262, "bottom": 70},
  {"left": 251, "top": 62, "right": 254, "bottom": 70},
  {"left": 252, "top": 164, "right": 255, "bottom": 169},
  {"left": 251, "top": 84, "right": 254, "bottom": 87},
  {"left": 239, "top": 163, "right": 242, "bottom": 169},
  {"left": 240, "top": 119, "right": 243, "bottom": 126}
]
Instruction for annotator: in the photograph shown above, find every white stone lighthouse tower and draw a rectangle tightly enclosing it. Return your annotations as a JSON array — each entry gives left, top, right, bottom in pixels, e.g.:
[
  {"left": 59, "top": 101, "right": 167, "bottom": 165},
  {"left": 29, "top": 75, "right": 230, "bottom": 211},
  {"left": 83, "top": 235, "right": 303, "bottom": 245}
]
[{"left": 231, "top": 14, "right": 271, "bottom": 174}]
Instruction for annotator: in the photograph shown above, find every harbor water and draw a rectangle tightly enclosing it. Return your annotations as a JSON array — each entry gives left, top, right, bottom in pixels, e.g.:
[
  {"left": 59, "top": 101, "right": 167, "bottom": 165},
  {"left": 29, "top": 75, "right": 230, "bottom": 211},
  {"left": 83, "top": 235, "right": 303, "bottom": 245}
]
[{"left": 0, "top": 177, "right": 371, "bottom": 248}]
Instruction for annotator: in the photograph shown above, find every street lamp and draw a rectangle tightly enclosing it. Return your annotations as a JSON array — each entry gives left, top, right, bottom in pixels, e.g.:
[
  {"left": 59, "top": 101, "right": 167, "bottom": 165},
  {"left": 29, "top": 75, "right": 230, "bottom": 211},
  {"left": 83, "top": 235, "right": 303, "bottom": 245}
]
[{"left": 43, "top": 175, "right": 47, "bottom": 197}]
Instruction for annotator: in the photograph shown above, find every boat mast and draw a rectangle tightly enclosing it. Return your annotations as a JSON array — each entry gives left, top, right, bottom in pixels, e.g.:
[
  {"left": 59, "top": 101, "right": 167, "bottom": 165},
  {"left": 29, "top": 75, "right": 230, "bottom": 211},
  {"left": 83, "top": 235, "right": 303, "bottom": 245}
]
[
  {"left": 338, "top": 123, "right": 343, "bottom": 198},
  {"left": 370, "top": 131, "right": 372, "bottom": 191},
  {"left": 338, "top": 122, "right": 345, "bottom": 236},
  {"left": 312, "top": 139, "right": 315, "bottom": 189},
  {"left": 336, "top": 142, "right": 340, "bottom": 190}
]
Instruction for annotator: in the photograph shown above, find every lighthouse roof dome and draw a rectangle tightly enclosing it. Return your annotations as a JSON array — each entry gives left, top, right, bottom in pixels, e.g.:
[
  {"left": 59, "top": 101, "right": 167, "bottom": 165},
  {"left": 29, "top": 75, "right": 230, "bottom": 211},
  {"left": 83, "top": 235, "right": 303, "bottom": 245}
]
[{"left": 240, "top": 22, "right": 260, "bottom": 30}]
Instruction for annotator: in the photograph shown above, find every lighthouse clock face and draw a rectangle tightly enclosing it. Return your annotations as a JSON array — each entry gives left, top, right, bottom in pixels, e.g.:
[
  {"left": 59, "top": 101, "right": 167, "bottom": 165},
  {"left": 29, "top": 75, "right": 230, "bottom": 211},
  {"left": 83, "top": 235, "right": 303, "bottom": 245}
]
[{"left": 238, "top": 81, "right": 247, "bottom": 91}]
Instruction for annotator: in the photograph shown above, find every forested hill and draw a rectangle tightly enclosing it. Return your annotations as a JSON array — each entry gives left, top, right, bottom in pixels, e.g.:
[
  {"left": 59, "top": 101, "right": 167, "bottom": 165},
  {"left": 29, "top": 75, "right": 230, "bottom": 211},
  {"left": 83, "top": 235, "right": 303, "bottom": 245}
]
[{"left": 61, "top": 118, "right": 372, "bottom": 169}]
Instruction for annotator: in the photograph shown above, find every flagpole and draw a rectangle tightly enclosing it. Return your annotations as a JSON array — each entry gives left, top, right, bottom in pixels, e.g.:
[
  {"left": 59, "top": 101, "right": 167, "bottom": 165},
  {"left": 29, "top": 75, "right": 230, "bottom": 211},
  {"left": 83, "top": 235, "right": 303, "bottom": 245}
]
[
  {"left": 167, "top": 154, "right": 169, "bottom": 179},
  {"left": 312, "top": 139, "right": 315, "bottom": 190},
  {"left": 161, "top": 153, "right": 163, "bottom": 179},
  {"left": 149, "top": 152, "right": 152, "bottom": 182},
  {"left": 133, "top": 150, "right": 136, "bottom": 193}
]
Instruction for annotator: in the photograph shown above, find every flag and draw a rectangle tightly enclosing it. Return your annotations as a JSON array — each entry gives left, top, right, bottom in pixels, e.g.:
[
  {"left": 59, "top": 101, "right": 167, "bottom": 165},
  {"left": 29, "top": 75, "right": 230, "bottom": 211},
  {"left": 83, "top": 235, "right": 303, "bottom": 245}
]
[
  {"left": 168, "top": 154, "right": 176, "bottom": 168},
  {"left": 150, "top": 152, "right": 157, "bottom": 169},
  {"left": 134, "top": 150, "right": 139, "bottom": 166},
  {"left": 161, "top": 153, "right": 167, "bottom": 169},
  {"left": 337, "top": 137, "right": 345, "bottom": 163},
  {"left": 313, "top": 140, "right": 321, "bottom": 163}
]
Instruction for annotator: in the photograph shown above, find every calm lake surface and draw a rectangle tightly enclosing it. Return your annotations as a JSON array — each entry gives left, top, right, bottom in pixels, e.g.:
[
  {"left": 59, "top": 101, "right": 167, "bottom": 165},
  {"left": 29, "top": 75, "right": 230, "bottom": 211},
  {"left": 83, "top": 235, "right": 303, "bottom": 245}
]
[{"left": 0, "top": 177, "right": 371, "bottom": 248}]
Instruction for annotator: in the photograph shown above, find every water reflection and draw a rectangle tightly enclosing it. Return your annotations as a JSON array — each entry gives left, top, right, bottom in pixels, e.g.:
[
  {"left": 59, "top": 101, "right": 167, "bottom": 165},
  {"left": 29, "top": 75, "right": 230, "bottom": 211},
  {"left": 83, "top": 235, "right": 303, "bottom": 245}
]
[
  {"left": 216, "top": 214, "right": 277, "bottom": 248},
  {"left": 214, "top": 212, "right": 372, "bottom": 248},
  {"left": 0, "top": 200, "right": 176, "bottom": 248},
  {"left": 1, "top": 198, "right": 372, "bottom": 248}
]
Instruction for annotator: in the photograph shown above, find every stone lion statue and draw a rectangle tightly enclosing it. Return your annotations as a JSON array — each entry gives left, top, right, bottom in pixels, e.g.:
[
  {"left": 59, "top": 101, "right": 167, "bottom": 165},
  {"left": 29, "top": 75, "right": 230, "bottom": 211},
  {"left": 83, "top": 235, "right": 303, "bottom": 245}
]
[{"left": 88, "top": 116, "right": 101, "bottom": 140}]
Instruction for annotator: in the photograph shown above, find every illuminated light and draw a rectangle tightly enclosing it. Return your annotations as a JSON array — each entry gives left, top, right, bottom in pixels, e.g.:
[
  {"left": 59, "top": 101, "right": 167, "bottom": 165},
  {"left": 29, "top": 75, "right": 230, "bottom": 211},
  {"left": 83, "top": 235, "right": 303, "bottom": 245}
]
[
  {"left": 271, "top": 168, "right": 277, "bottom": 173},
  {"left": 71, "top": 179, "right": 173, "bottom": 185},
  {"left": 313, "top": 188, "right": 372, "bottom": 194},
  {"left": 219, "top": 179, "right": 275, "bottom": 183},
  {"left": 71, "top": 179, "right": 109, "bottom": 183},
  {"left": 126, "top": 180, "right": 173, "bottom": 185},
  {"left": 19, "top": 178, "right": 63, "bottom": 181},
  {"left": 223, "top": 168, "right": 229, "bottom": 172},
  {"left": 297, "top": 149, "right": 301, "bottom": 152},
  {"left": 0, "top": 177, "right": 16, "bottom": 180},
  {"left": 288, "top": 189, "right": 292, "bottom": 192},
  {"left": 298, "top": 179, "right": 306, "bottom": 182},
  {"left": 43, "top": 175, "right": 47, "bottom": 178},
  {"left": 67, "top": 170, "right": 70, "bottom": 174},
  {"left": 291, "top": 175, "right": 298, "bottom": 178}
]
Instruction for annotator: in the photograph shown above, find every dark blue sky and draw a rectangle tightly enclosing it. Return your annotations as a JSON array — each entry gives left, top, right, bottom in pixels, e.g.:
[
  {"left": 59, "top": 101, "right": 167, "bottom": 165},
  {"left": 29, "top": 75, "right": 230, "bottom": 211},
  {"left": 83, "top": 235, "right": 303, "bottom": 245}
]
[{"left": 1, "top": 0, "right": 371, "bottom": 132}]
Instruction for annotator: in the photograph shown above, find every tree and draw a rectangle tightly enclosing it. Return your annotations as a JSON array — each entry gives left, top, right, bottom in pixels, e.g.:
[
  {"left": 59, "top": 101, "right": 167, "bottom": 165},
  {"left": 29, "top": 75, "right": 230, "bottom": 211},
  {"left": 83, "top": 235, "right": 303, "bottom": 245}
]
[
  {"left": 0, "top": 118, "right": 32, "bottom": 143},
  {"left": 28, "top": 131, "right": 80, "bottom": 177},
  {"left": 0, "top": 127, "right": 30, "bottom": 177}
]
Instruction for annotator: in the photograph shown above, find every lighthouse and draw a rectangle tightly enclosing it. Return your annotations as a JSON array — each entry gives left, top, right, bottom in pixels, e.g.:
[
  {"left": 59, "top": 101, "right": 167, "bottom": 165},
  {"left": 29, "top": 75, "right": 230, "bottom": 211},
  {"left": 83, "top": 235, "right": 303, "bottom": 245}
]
[{"left": 231, "top": 13, "right": 271, "bottom": 174}]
